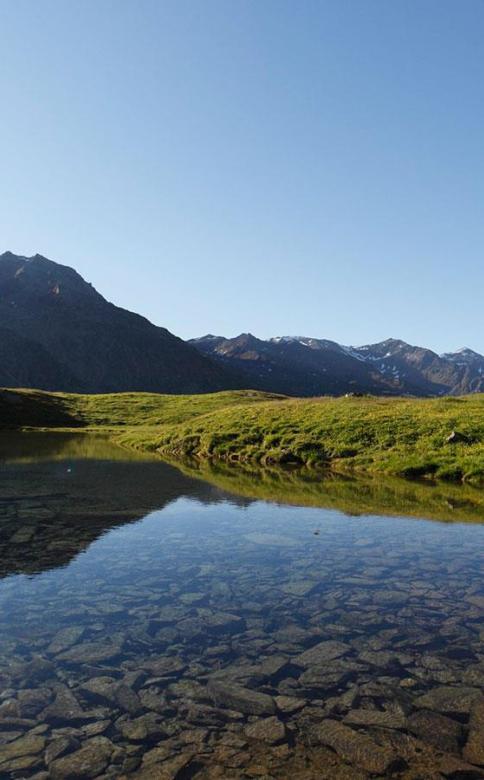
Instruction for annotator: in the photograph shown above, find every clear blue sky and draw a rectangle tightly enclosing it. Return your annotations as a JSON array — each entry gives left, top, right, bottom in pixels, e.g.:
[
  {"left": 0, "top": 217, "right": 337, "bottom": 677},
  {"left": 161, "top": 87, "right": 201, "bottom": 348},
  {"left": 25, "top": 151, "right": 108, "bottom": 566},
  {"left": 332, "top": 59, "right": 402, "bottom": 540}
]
[{"left": 1, "top": 0, "right": 483, "bottom": 353}]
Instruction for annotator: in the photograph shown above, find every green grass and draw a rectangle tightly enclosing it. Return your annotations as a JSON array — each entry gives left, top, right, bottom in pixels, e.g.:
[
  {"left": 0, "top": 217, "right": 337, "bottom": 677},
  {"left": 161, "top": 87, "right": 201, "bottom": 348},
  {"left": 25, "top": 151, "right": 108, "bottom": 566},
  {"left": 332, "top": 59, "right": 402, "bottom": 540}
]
[
  {"left": 1, "top": 388, "right": 483, "bottom": 485},
  {"left": 121, "top": 394, "right": 484, "bottom": 485},
  {"left": 0, "top": 388, "right": 283, "bottom": 428}
]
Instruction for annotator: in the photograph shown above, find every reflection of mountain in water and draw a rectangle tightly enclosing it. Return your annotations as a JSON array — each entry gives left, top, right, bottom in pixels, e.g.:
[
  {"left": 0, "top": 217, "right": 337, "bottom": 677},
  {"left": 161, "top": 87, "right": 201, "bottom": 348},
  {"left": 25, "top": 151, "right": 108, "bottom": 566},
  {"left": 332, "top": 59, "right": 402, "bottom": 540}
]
[{"left": 0, "top": 434, "right": 249, "bottom": 579}]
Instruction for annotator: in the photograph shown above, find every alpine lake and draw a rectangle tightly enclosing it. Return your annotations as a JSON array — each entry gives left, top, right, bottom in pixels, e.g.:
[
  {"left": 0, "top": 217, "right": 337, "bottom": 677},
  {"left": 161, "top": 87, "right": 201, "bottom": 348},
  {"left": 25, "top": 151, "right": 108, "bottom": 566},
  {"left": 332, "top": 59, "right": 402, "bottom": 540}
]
[{"left": 0, "top": 433, "right": 483, "bottom": 780}]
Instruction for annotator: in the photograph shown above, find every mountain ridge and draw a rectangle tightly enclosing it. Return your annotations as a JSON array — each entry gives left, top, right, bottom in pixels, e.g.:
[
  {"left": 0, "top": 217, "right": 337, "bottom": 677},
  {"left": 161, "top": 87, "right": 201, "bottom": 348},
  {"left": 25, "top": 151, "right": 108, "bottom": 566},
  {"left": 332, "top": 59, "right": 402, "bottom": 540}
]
[
  {"left": 190, "top": 333, "right": 484, "bottom": 397},
  {"left": 1, "top": 251, "right": 482, "bottom": 397},
  {"left": 0, "top": 251, "right": 240, "bottom": 394}
]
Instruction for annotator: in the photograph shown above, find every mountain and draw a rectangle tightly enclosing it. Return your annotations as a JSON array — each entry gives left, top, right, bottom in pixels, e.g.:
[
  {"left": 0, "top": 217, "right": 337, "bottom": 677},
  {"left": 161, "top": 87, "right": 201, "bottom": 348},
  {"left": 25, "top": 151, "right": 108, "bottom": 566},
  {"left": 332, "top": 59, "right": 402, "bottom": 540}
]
[
  {"left": 0, "top": 252, "right": 238, "bottom": 393},
  {"left": 191, "top": 334, "right": 484, "bottom": 397},
  {"left": 354, "top": 338, "right": 484, "bottom": 395},
  {"left": 190, "top": 333, "right": 400, "bottom": 396},
  {"left": 1, "top": 251, "right": 481, "bottom": 398}
]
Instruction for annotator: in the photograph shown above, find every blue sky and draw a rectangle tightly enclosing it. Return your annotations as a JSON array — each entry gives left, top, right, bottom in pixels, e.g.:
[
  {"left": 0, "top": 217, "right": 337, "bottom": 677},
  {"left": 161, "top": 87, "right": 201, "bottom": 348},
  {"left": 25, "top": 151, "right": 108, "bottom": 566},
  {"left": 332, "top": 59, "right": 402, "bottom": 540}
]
[{"left": 1, "top": 0, "right": 483, "bottom": 352}]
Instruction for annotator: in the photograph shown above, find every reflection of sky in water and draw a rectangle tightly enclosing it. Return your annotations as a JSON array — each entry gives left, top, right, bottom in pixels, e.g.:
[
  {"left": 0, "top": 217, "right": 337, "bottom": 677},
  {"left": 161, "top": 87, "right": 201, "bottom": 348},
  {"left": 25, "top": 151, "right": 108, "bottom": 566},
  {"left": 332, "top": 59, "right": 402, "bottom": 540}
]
[{"left": 2, "top": 495, "right": 483, "bottom": 637}]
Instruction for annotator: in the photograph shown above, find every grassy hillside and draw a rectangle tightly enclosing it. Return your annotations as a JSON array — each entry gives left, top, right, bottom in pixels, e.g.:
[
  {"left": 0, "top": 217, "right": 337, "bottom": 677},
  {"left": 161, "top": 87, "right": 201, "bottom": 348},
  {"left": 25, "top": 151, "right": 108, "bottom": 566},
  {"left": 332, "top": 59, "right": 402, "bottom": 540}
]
[
  {"left": 1, "top": 388, "right": 483, "bottom": 485},
  {"left": 0, "top": 388, "right": 283, "bottom": 428},
  {"left": 122, "top": 394, "right": 484, "bottom": 485}
]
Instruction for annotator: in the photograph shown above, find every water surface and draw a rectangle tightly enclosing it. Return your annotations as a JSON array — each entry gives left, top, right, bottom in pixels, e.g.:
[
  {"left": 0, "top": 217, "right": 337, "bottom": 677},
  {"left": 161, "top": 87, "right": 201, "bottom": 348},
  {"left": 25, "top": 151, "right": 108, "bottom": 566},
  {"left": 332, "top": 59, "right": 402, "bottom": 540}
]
[{"left": 0, "top": 434, "right": 483, "bottom": 779}]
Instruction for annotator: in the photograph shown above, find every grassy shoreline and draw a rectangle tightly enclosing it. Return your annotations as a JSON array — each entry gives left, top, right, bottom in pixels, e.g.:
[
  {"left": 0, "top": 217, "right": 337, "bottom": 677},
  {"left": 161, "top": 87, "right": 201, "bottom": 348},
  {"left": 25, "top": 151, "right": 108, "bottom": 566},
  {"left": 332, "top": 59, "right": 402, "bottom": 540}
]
[{"left": 1, "top": 387, "right": 483, "bottom": 485}]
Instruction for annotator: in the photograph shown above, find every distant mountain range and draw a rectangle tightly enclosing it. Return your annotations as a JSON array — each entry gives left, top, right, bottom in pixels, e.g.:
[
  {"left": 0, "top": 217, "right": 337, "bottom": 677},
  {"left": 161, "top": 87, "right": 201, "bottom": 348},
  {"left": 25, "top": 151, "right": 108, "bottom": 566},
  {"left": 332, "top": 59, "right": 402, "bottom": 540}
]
[
  {"left": 0, "top": 251, "right": 482, "bottom": 397},
  {"left": 190, "top": 334, "right": 484, "bottom": 397}
]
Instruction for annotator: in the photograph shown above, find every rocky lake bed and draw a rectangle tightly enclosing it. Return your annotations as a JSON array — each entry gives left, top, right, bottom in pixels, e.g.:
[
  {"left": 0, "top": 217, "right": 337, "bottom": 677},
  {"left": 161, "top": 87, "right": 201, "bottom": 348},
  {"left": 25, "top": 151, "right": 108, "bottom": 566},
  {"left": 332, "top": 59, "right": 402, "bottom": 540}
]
[{"left": 0, "top": 435, "right": 483, "bottom": 779}]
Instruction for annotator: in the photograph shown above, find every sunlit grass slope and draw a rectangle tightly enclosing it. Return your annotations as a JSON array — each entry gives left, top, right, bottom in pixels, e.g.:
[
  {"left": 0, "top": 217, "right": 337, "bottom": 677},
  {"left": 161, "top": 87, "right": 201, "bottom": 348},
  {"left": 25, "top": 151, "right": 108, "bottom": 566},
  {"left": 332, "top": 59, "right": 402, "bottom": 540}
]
[
  {"left": 0, "top": 388, "right": 283, "bottom": 428},
  {"left": 122, "top": 394, "right": 484, "bottom": 485},
  {"left": 1, "top": 388, "right": 483, "bottom": 485}
]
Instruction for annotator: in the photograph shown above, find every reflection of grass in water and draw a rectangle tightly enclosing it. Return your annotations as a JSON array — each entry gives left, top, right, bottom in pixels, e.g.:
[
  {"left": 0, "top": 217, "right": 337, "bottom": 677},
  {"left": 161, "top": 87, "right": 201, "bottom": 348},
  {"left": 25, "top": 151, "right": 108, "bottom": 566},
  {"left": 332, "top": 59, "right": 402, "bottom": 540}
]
[
  {"left": 1, "top": 432, "right": 483, "bottom": 524},
  {"left": 169, "top": 458, "right": 484, "bottom": 524},
  {"left": 0, "top": 432, "right": 160, "bottom": 464}
]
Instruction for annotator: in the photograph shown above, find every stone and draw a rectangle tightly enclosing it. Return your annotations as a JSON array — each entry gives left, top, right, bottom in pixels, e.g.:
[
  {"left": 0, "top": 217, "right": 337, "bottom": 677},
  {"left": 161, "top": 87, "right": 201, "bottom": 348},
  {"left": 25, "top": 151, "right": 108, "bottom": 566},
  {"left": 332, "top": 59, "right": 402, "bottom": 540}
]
[
  {"left": 309, "top": 719, "right": 400, "bottom": 774},
  {"left": 134, "top": 751, "right": 194, "bottom": 779},
  {"left": 183, "top": 702, "right": 244, "bottom": 726},
  {"left": 207, "top": 679, "right": 276, "bottom": 716},
  {"left": 47, "top": 627, "right": 85, "bottom": 655},
  {"left": 343, "top": 708, "right": 406, "bottom": 729},
  {"left": 78, "top": 677, "right": 118, "bottom": 704},
  {"left": 56, "top": 641, "right": 122, "bottom": 664},
  {"left": 446, "top": 430, "right": 468, "bottom": 444},
  {"left": 414, "top": 686, "right": 482, "bottom": 715},
  {"left": 117, "top": 713, "right": 165, "bottom": 742},
  {"left": 298, "top": 659, "right": 362, "bottom": 693},
  {"left": 115, "top": 684, "right": 143, "bottom": 716},
  {"left": 82, "top": 720, "right": 111, "bottom": 737},
  {"left": 79, "top": 677, "right": 142, "bottom": 716},
  {"left": 463, "top": 700, "right": 484, "bottom": 765},
  {"left": 0, "top": 698, "right": 21, "bottom": 719},
  {"left": 0, "top": 753, "right": 43, "bottom": 772},
  {"left": 281, "top": 579, "right": 318, "bottom": 597},
  {"left": 294, "top": 640, "right": 351, "bottom": 668},
  {"left": 245, "top": 716, "right": 287, "bottom": 744},
  {"left": 407, "top": 709, "right": 463, "bottom": 754},
  {"left": 358, "top": 650, "right": 412, "bottom": 668},
  {"left": 204, "top": 611, "right": 245, "bottom": 634},
  {"left": 17, "top": 688, "right": 53, "bottom": 718},
  {"left": 45, "top": 735, "right": 80, "bottom": 765},
  {"left": 42, "top": 687, "right": 89, "bottom": 724},
  {"left": 274, "top": 695, "right": 306, "bottom": 714},
  {"left": 49, "top": 736, "right": 114, "bottom": 780},
  {"left": 178, "top": 728, "right": 209, "bottom": 745},
  {"left": 0, "top": 733, "right": 46, "bottom": 765},
  {"left": 140, "top": 657, "right": 186, "bottom": 677}
]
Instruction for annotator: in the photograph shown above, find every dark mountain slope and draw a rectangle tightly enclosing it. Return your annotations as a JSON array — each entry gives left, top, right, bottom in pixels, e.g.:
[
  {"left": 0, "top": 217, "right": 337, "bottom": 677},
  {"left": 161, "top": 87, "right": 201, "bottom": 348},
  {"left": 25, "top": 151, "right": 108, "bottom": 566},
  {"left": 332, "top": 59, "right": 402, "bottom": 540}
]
[
  {"left": 0, "top": 325, "right": 81, "bottom": 391},
  {"left": 0, "top": 252, "right": 239, "bottom": 393}
]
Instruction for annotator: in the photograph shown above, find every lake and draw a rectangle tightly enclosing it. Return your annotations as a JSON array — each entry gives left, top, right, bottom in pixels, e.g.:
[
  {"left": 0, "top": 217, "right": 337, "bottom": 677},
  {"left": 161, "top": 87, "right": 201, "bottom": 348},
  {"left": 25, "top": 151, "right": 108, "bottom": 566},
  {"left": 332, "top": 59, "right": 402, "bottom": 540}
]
[{"left": 0, "top": 434, "right": 483, "bottom": 779}]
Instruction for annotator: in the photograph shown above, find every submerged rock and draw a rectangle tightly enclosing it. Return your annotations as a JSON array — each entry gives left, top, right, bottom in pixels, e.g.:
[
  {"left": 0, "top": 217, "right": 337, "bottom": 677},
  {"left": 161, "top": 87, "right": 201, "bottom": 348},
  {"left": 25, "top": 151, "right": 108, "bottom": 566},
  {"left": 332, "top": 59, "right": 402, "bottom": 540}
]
[
  {"left": 343, "top": 708, "right": 406, "bottom": 729},
  {"left": 47, "top": 627, "right": 85, "bottom": 655},
  {"left": 56, "top": 641, "right": 122, "bottom": 665},
  {"left": 293, "top": 640, "right": 351, "bottom": 668},
  {"left": 407, "top": 709, "right": 463, "bottom": 754},
  {"left": 245, "top": 716, "right": 287, "bottom": 744},
  {"left": 463, "top": 700, "right": 484, "bottom": 766},
  {"left": 309, "top": 719, "right": 401, "bottom": 774},
  {"left": 0, "top": 732, "right": 46, "bottom": 765},
  {"left": 207, "top": 679, "right": 276, "bottom": 716},
  {"left": 49, "top": 736, "right": 114, "bottom": 779},
  {"left": 414, "top": 686, "right": 482, "bottom": 715}
]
